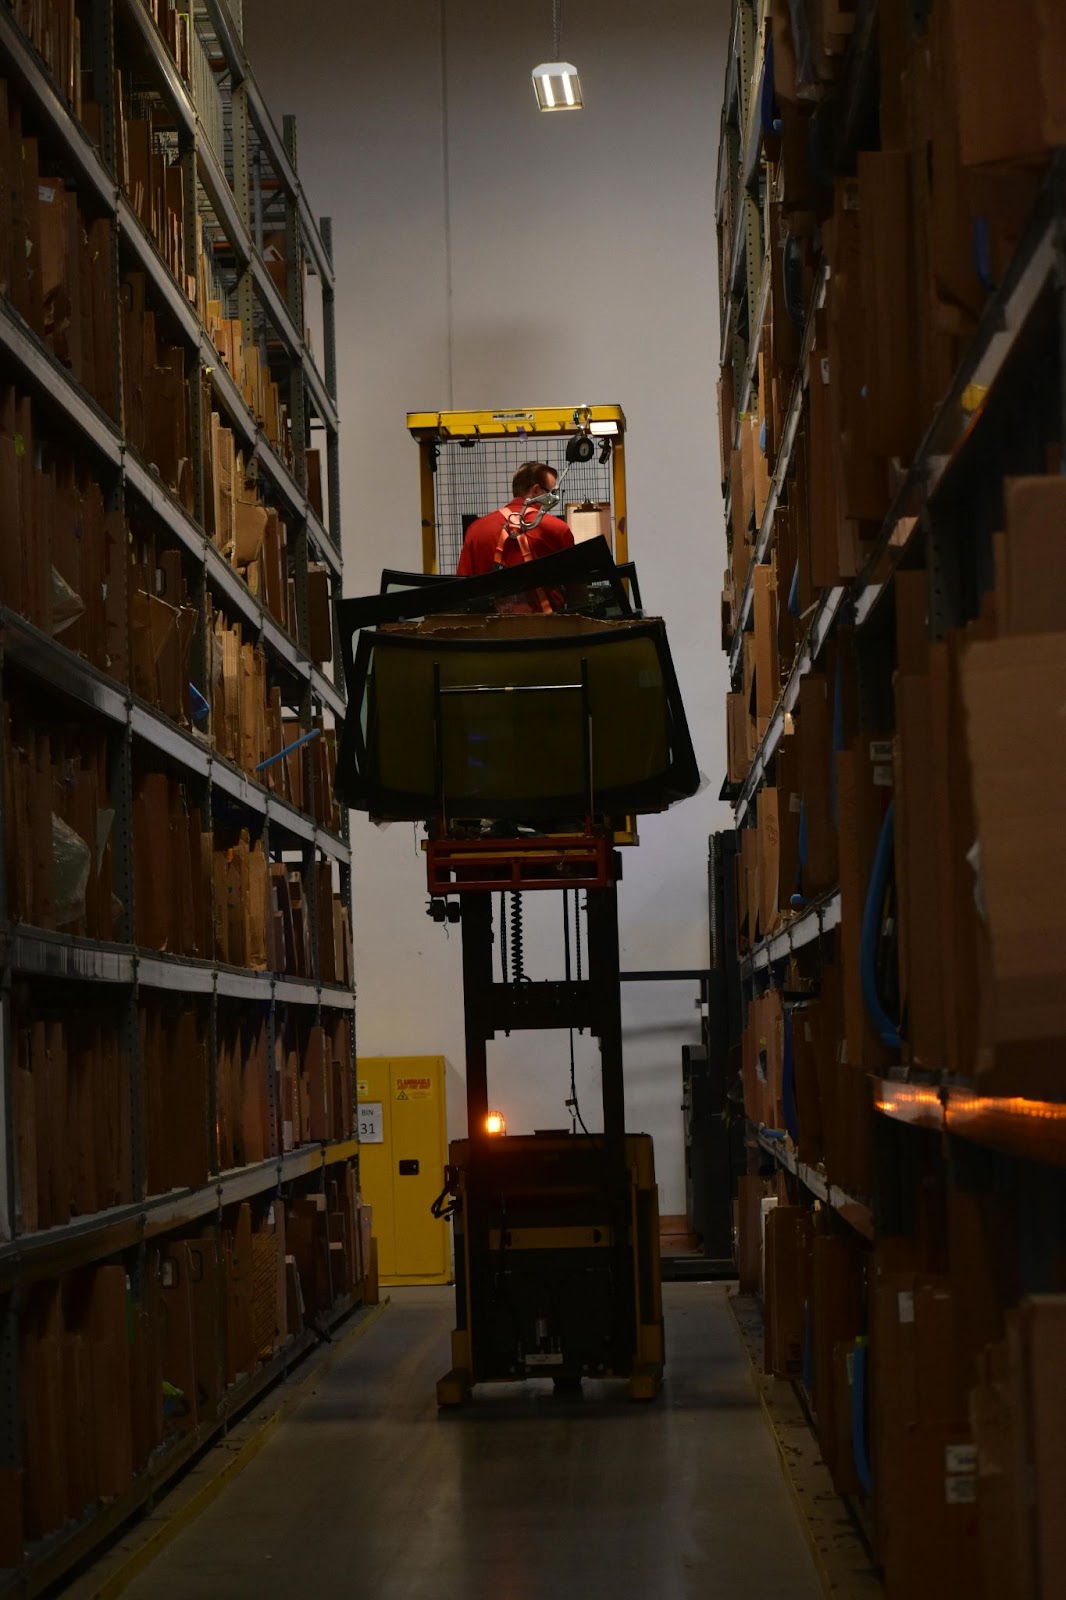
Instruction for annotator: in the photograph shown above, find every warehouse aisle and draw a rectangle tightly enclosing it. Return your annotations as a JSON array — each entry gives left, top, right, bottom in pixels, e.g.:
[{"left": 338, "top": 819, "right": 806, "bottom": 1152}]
[{"left": 122, "top": 1284, "right": 822, "bottom": 1600}]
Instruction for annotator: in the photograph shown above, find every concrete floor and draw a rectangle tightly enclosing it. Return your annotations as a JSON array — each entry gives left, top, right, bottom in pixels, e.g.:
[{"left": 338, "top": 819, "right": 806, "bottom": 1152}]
[{"left": 122, "top": 1284, "right": 823, "bottom": 1600}]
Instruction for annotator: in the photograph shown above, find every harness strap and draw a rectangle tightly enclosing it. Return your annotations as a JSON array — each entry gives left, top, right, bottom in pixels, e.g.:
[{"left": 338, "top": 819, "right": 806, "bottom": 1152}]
[{"left": 492, "top": 509, "right": 553, "bottom": 613}]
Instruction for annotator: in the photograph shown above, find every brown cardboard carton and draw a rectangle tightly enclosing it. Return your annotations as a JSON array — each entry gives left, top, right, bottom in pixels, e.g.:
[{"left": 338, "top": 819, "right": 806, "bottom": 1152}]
[
  {"left": 1002, "top": 477, "right": 1066, "bottom": 636},
  {"left": 790, "top": 1003, "right": 823, "bottom": 1167},
  {"left": 756, "top": 787, "right": 781, "bottom": 936},
  {"left": 763, "top": 1205, "right": 811, "bottom": 1378},
  {"left": 858, "top": 150, "right": 920, "bottom": 462},
  {"left": 960, "top": 633, "right": 1066, "bottom": 1045},
  {"left": 944, "top": 0, "right": 1048, "bottom": 168},
  {"left": 307, "top": 563, "right": 333, "bottom": 664},
  {"left": 836, "top": 738, "right": 894, "bottom": 1073},
  {"left": 970, "top": 1340, "right": 1027, "bottom": 1600},
  {"left": 796, "top": 673, "right": 836, "bottom": 894},
  {"left": 810, "top": 1232, "right": 864, "bottom": 1474},
  {"left": 752, "top": 563, "right": 779, "bottom": 733},
  {"left": 737, "top": 1174, "right": 767, "bottom": 1294},
  {"left": 1020, "top": 1296, "right": 1066, "bottom": 1597}
]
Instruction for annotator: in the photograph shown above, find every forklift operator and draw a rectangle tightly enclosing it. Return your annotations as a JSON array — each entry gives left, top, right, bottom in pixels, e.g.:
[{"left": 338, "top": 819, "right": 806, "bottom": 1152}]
[{"left": 456, "top": 461, "right": 575, "bottom": 578}]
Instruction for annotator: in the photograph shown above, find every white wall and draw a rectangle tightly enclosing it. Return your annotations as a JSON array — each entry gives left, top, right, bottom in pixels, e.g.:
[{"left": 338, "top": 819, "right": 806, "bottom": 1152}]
[{"left": 246, "top": 0, "right": 733, "bottom": 1212}]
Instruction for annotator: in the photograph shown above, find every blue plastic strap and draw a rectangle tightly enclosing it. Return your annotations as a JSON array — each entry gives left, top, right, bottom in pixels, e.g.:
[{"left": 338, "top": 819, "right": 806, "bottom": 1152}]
[
  {"left": 861, "top": 801, "right": 903, "bottom": 1048},
  {"left": 973, "top": 216, "right": 994, "bottom": 293},
  {"left": 255, "top": 726, "right": 323, "bottom": 773},
  {"left": 188, "top": 683, "right": 210, "bottom": 724}
]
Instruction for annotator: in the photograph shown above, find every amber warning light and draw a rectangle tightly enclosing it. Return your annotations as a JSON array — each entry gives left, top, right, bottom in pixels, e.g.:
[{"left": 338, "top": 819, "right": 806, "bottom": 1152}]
[{"left": 485, "top": 1111, "right": 507, "bottom": 1136}]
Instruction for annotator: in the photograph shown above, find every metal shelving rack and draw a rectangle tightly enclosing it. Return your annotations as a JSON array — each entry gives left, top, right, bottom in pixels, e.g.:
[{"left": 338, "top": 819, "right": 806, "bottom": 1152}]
[
  {"left": 719, "top": 1, "right": 1066, "bottom": 1191},
  {"left": 0, "top": 1, "right": 357, "bottom": 1587}
]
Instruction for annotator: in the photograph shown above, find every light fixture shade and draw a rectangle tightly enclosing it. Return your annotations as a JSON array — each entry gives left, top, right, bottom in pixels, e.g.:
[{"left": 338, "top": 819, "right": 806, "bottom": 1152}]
[{"left": 532, "top": 61, "right": 583, "bottom": 111}]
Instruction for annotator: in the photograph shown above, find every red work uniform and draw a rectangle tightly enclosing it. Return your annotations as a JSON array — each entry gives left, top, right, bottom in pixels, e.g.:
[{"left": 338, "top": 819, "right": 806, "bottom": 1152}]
[{"left": 457, "top": 499, "right": 574, "bottom": 577}]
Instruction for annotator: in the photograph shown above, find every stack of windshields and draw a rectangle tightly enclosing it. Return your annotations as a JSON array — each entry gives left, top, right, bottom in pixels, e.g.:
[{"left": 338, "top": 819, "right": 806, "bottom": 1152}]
[
  {"left": 378, "top": 559, "right": 644, "bottom": 616},
  {"left": 335, "top": 540, "right": 698, "bottom": 823}
]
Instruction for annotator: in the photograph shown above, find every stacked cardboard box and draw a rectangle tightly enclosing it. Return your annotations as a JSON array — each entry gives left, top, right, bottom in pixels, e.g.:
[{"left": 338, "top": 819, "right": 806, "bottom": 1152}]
[
  {"left": 14, "top": 1183, "right": 354, "bottom": 1553},
  {"left": 132, "top": 769, "right": 212, "bottom": 956},
  {"left": 142, "top": 1001, "right": 211, "bottom": 1197},
  {"left": 205, "top": 411, "right": 296, "bottom": 635},
  {"left": 2, "top": 702, "right": 117, "bottom": 940},
  {"left": 276, "top": 1013, "right": 355, "bottom": 1152},
  {"left": 727, "top": 10, "right": 1066, "bottom": 1577},
  {"left": 115, "top": 106, "right": 186, "bottom": 292},
  {"left": 0, "top": 386, "right": 128, "bottom": 678},
  {"left": 11, "top": 1002, "right": 133, "bottom": 1231},
  {"left": 0, "top": 97, "right": 117, "bottom": 417},
  {"left": 120, "top": 273, "right": 193, "bottom": 509},
  {"left": 722, "top": 5, "right": 1063, "bottom": 756},
  {"left": 9, "top": 2, "right": 82, "bottom": 115},
  {"left": 130, "top": 538, "right": 199, "bottom": 724},
  {"left": 217, "top": 1016, "right": 272, "bottom": 1171},
  {"left": 208, "top": 603, "right": 272, "bottom": 775},
  {"left": 20, "top": 1266, "right": 136, "bottom": 1546},
  {"left": 207, "top": 308, "right": 292, "bottom": 464},
  {"left": 891, "top": 476, "right": 1066, "bottom": 1096},
  {"left": 134, "top": 1, "right": 192, "bottom": 86}
]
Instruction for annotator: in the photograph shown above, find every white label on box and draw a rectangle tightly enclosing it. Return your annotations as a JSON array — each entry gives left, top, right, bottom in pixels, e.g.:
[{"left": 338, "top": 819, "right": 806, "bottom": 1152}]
[
  {"left": 870, "top": 740, "right": 893, "bottom": 762},
  {"left": 945, "top": 1475, "right": 977, "bottom": 1505},
  {"left": 358, "top": 1102, "right": 384, "bottom": 1144},
  {"left": 282, "top": 1119, "right": 294, "bottom": 1153},
  {"left": 38, "top": 184, "right": 56, "bottom": 203},
  {"left": 525, "top": 1352, "right": 564, "bottom": 1367},
  {"left": 945, "top": 1443, "right": 978, "bottom": 1475},
  {"left": 897, "top": 1289, "right": 915, "bottom": 1324},
  {"left": 820, "top": 356, "right": 830, "bottom": 384},
  {"left": 873, "top": 764, "right": 894, "bottom": 787},
  {"left": 789, "top": 792, "right": 802, "bottom": 814}
]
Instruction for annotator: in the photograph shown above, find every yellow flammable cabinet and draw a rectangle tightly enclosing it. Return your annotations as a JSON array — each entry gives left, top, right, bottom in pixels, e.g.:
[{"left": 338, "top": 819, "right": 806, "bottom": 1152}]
[{"left": 357, "top": 1056, "right": 451, "bottom": 1286}]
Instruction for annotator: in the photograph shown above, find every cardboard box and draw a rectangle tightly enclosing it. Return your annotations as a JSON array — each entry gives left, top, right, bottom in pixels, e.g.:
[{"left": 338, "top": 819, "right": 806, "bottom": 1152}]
[
  {"left": 1020, "top": 1296, "right": 1066, "bottom": 1596},
  {"left": 1002, "top": 477, "right": 1066, "bottom": 635},
  {"left": 960, "top": 632, "right": 1066, "bottom": 1045},
  {"left": 944, "top": 0, "right": 1055, "bottom": 167},
  {"left": 810, "top": 1232, "right": 864, "bottom": 1474},
  {"left": 763, "top": 1205, "right": 812, "bottom": 1378},
  {"left": 736, "top": 1174, "right": 768, "bottom": 1293},
  {"left": 858, "top": 150, "right": 921, "bottom": 463},
  {"left": 796, "top": 673, "right": 836, "bottom": 895},
  {"left": 752, "top": 563, "right": 779, "bottom": 732}
]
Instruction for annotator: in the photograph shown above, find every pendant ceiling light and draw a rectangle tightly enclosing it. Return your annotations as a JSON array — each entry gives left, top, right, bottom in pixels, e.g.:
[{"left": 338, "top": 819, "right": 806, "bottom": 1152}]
[{"left": 532, "top": 0, "right": 583, "bottom": 111}]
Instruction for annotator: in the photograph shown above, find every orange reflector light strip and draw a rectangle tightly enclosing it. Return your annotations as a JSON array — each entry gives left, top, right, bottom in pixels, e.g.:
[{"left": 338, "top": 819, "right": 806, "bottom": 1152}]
[{"left": 874, "top": 1082, "right": 1066, "bottom": 1165}]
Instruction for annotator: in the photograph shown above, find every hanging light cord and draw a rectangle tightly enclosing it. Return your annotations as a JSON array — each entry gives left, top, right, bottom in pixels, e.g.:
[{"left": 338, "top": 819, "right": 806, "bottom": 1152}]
[{"left": 553, "top": 0, "right": 562, "bottom": 58}]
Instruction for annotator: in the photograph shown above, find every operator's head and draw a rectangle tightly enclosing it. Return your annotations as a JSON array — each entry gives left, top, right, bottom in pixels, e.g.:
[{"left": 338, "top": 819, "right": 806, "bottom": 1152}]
[{"left": 512, "top": 461, "right": 558, "bottom": 500}]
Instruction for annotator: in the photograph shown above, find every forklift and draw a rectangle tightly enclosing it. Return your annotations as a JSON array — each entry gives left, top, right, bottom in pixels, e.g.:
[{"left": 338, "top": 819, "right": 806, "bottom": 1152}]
[{"left": 336, "top": 406, "right": 700, "bottom": 1402}]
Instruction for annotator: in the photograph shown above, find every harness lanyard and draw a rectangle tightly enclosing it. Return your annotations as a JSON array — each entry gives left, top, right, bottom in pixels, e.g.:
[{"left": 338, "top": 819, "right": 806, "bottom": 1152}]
[{"left": 493, "top": 507, "right": 553, "bottom": 614}]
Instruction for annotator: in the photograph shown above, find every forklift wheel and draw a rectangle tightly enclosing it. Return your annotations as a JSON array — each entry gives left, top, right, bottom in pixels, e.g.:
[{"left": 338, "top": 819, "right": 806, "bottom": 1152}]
[
  {"left": 436, "top": 1369, "right": 473, "bottom": 1408},
  {"left": 628, "top": 1366, "right": 662, "bottom": 1402}
]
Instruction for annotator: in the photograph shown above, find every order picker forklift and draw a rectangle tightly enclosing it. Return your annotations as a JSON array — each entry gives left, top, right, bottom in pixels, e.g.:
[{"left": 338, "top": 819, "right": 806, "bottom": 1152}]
[{"left": 336, "top": 406, "right": 699, "bottom": 1402}]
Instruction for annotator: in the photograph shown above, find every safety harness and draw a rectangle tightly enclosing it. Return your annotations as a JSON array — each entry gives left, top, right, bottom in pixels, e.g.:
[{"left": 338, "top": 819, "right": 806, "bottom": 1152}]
[{"left": 493, "top": 506, "right": 554, "bottom": 614}]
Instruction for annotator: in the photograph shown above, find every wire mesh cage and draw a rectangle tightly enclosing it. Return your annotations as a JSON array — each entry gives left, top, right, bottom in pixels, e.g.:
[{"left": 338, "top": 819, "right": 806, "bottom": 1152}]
[{"left": 433, "top": 435, "right": 615, "bottom": 574}]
